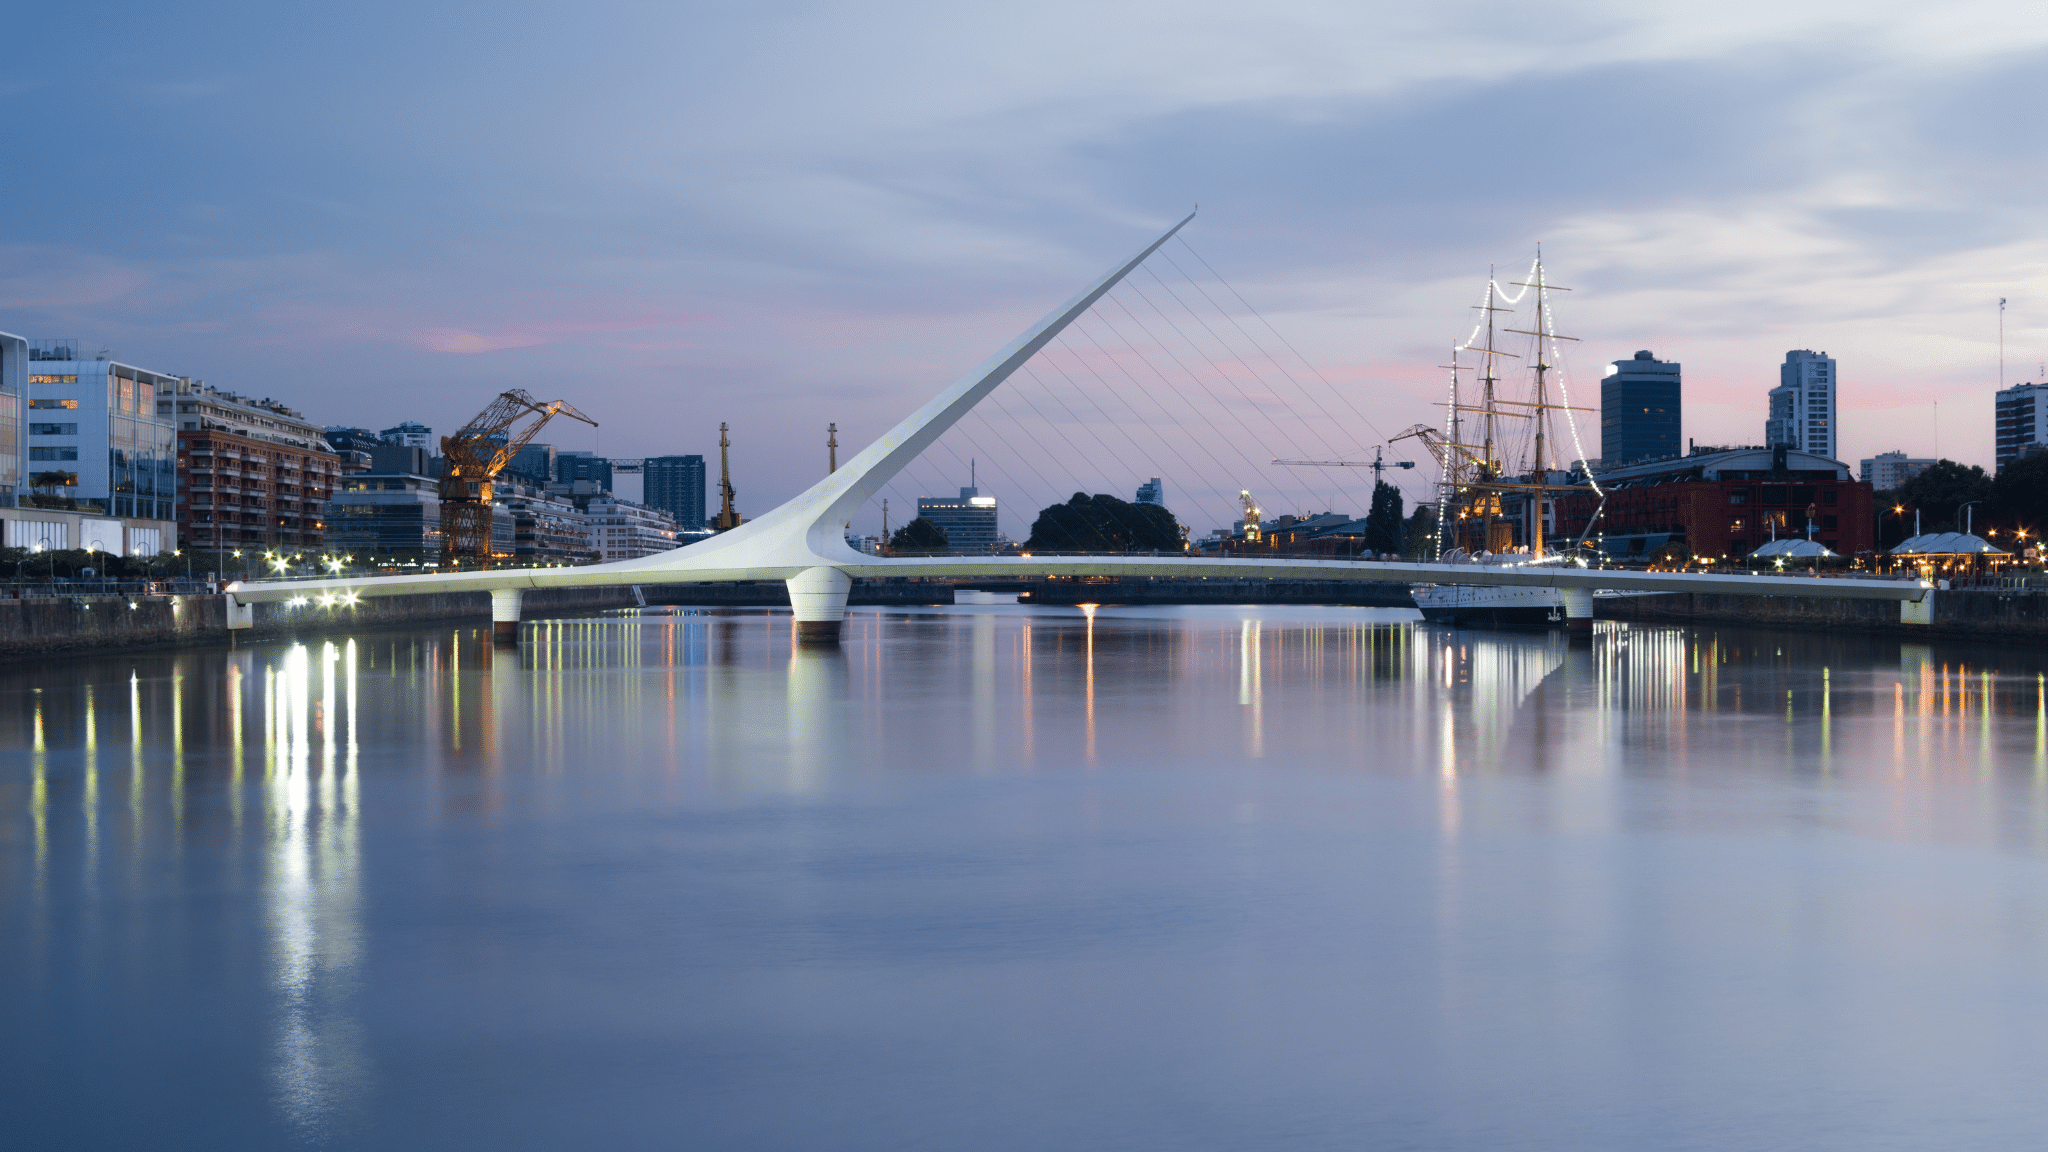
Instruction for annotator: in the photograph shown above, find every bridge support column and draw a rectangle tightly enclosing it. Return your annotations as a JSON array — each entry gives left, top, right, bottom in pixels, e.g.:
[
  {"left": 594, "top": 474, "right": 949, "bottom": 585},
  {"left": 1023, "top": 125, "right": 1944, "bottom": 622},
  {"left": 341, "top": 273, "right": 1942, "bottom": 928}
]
[
  {"left": 1562, "top": 587, "right": 1594, "bottom": 636},
  {"left": 788, "top": 566, "right": 852, "bottom": 644},
  {"left": 490, "top": 587, "right": 523, "bottom": 646}
]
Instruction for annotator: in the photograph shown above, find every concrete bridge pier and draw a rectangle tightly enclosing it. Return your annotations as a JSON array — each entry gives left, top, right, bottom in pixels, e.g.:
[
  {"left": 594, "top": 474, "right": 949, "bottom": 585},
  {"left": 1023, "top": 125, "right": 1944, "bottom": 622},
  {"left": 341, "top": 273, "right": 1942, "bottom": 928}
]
[
  {"left": 1563, "top": 587, "right": 1594, "bottom": 637},
  {"left": 491, "top": 587, "right": 523, "bottom": 646},
  {"left": 788, "top": 566, "right": 853, "bottom": 644}
]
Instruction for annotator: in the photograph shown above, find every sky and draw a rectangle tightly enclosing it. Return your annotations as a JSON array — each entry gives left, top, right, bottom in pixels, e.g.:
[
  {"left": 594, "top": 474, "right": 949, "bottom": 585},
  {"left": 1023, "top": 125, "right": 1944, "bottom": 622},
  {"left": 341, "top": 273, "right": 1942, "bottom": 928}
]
[{"left": 5, "top": 1, "right": 2045, "bottom": 534}]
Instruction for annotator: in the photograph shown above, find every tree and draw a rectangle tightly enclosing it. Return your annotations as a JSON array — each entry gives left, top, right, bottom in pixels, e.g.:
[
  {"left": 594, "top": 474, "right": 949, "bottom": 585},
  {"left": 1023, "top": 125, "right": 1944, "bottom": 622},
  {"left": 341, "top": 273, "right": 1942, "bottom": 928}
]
[
  {"left": 1023, "top": 492, "right": 1182, "bottom": 552},
  {"left": 1990, "top": 451, "right": 2048, "bottom": 540},
  {"left": 1402, "top": 503, "right": 1439, "bottom": 560},
  {"left": 1363, "top": 480, "right": 1405, "bottom": 556},
  {"left": 1895, "top": 459, "right": 1993, "bottom": 534},
  {"left": 889, "top": 516, "right": 949, "bottom": 554}
]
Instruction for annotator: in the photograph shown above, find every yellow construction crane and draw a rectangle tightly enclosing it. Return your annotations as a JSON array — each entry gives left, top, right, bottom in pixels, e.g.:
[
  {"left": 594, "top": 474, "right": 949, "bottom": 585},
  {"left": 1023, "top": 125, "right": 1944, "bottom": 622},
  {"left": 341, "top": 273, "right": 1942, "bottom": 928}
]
[{"left": 439, "top": 390, "right": 597, "bottom": 567}]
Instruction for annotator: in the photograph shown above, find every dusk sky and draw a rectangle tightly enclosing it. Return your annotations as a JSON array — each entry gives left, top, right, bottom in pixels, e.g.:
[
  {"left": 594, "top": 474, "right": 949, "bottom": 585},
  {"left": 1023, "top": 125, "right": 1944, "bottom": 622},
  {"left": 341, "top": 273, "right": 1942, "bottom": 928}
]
[{"left": 5, "top": 1, "right": 2043, "bottom": 535}]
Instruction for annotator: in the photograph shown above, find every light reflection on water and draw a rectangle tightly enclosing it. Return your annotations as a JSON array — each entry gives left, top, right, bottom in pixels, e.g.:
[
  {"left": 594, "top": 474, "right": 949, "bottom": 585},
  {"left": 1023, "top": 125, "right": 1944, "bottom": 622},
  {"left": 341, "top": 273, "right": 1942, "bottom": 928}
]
[{"left": 8, "top": 604, "right": 2048, "bottom": 1148}]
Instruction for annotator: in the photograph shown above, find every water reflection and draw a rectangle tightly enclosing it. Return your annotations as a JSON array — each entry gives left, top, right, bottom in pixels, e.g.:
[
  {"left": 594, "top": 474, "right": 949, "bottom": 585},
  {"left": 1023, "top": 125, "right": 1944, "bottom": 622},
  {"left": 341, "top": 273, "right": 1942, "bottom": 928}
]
[{"left": 11, "top": 609, "right": 2048, "bottom": 1145}]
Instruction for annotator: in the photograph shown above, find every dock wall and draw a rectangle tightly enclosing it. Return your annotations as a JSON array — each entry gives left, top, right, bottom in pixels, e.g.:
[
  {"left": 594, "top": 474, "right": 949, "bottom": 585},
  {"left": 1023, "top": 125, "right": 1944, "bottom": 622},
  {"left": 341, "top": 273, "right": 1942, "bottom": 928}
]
[
  {"left": 0, "top": 578, "right": 959, "bottom": 657},
  {"left": 1598, "top": 589, "right": 2048, "bottom": 639},
  {"left": 1018, "top": 578, "right": 1416, "bottom": 608}
]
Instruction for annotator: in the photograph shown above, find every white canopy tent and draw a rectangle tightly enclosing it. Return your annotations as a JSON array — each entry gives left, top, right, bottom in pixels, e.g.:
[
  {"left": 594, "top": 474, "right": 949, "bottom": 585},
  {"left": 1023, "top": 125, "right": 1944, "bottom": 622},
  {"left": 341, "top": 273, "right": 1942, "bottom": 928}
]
[{"left": 1750, "top": 538, "right": 1837, "bottom": 559}]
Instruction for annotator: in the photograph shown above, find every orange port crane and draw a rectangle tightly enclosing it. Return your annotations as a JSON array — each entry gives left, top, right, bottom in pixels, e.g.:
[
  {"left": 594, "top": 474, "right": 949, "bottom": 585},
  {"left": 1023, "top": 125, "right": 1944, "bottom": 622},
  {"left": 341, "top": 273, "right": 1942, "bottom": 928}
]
[{"left": 439, "top": 390, "right": 598, "bottom": 567}]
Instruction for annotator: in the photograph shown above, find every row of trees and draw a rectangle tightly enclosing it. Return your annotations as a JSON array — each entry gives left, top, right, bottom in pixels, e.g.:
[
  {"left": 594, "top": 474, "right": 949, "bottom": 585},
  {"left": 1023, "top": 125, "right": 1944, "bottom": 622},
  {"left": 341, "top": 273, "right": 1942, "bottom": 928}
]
[
  {"left": 890, "top": 485, "right": 1447, "bottom": 557},
  {"left": 1876, "top": 454, "right": 2048, "bottom": 549}
]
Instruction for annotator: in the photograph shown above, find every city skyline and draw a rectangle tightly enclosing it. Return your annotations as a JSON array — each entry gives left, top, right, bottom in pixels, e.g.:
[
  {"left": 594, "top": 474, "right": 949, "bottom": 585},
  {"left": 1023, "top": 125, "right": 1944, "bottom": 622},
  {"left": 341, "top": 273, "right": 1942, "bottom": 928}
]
[{"left": 4, "top": 2, "right": 2043, "bottom": 529}]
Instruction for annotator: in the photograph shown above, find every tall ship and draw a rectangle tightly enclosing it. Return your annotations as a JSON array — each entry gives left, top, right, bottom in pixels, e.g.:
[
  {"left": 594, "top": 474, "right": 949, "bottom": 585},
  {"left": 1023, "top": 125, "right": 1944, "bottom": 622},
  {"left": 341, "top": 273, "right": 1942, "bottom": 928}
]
[{"left": 1404, "top": 253, "right": 1599, "bottom": 627}]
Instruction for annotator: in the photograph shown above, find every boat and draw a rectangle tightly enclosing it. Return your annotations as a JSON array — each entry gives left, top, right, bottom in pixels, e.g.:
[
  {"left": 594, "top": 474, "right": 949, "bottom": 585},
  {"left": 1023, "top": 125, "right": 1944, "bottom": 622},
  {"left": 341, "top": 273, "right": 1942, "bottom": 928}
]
[{"left": 1402, "top": 253, "right": 1599, "bottom": 629}]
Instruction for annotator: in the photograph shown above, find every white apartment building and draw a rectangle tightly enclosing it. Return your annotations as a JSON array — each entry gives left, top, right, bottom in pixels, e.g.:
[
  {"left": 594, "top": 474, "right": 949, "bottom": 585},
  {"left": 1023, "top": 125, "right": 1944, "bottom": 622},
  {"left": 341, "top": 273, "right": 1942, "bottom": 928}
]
[
  {"left": 583, "top": 496, "right": 678, "bottom": 561},
  {"left": 379, "top": 421, "right": 433, "bottom": 449},
  {"left": 1765, "top": 350, "right": 1837, "bottom": 460},
  {"left": 1860, "top": 450, "right": 1936, "bottom": 491}
]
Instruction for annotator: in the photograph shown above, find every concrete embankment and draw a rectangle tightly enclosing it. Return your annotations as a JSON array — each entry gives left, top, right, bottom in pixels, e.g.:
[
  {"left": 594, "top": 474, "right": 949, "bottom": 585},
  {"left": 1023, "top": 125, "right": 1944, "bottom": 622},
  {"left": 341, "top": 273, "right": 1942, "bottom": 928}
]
[
  {"left": 1018, "top": 578, "right": 1416, "bottom": 608},
  {"left": 1598, "top": 588, "right": 2048, "bottom": 640},
  {"left": 0, "top": 586, "right": 642, "bottom": 657}
]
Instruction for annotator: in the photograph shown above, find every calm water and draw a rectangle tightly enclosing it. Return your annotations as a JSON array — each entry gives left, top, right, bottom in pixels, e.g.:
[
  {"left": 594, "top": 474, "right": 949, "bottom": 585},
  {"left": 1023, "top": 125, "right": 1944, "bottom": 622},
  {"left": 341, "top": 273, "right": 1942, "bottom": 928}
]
[{"left": 8, "top": 596, "right": 2048, "bottom": 1150}]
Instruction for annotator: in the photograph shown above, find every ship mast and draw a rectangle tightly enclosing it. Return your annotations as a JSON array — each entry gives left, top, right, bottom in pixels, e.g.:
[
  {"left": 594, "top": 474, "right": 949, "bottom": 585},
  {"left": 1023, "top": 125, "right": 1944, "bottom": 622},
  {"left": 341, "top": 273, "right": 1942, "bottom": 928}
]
[{"left": 1502, "top": 252, "right": 1585, "bottom": 561}]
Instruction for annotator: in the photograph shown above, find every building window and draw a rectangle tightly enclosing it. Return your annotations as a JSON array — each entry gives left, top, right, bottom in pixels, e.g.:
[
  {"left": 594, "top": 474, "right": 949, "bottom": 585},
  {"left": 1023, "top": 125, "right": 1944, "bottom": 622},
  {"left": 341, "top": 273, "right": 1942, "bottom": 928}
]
[
  {"left": 1729, "top": 518, "right": 1746, "bottom": 533},
  {"left": 1728, "top": 489, "right": 1748, "bottom": 505},
  {"left": 30, "top": 422, "right": 79, "bottom": 435},
  {"left": 28, "top": 375, "right": 79, "bottom": 385},
  {"left": 29, "top": 398, "right": 79, "bottom": 410},
  {"left": 30, "top": 447, "right": 80, "bottom": 461}
]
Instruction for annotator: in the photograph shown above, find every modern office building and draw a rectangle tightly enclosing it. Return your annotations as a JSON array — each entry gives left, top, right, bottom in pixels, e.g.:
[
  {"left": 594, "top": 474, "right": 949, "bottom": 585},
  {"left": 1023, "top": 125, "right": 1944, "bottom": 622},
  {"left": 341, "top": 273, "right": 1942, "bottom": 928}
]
[
  {"left": 643, "top": 454, "right": 707, "bottom": 530},
  {"left": 582, "top": 495, "right": 677, "bottom": 561},
  {"left": 507, "top": 442, "right": 557, "bottom": 484},
  {"left": 0, "top": 331, "right": 23, "bottom": 505},
  {"left": 1601, "top": 350, "right": 1682, "bottom": 465},
  {"left": 1994, "top": 381, "right": 2048, "bottom": 472},
  {"left": 555, "top": 450, "right": 612, "bottom": 491},
  {"left": 379, "top": 421, "right": 433, "bottom": 449},
  {"left": 1135, "top": 477, "right": 1165, "bottom": 507},
  {"left": 163, "top": 378, "right": 339, "bottom": 553},
  {"left": 1860, "top": 450, "right": 1937, "bottom": 490},
  {"left": 324, "top": 470, "right": 511, "bottom": 562},
  {"left": 917, "top": 485, "right": 1000, "bottom": 553},
  {"left": 3, "top": 340, "right": 179, "bottom": 555},
  {"left": 1765, "top": 350, "right": 1837, "bottom": 460}
]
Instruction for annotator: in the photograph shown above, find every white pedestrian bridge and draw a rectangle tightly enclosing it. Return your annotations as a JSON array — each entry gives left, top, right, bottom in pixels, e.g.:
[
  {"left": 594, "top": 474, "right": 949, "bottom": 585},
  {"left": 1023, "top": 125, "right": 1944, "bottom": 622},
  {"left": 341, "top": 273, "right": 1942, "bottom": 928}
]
[{"left": 227, "top": 212, "right": 1931, "bottom": 642}]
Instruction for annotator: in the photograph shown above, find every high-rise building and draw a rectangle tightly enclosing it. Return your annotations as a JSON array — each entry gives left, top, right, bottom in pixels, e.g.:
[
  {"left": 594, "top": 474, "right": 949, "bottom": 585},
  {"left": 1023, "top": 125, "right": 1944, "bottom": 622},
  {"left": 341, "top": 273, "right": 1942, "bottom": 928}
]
[
  {"left": 555, "top": 449, "right": 611, "bottom": 491},
  {"left": 917, "top": 485, "right": 1000, "bottom": 553},
  {"left": 1860, "top": 450, "right": 1936, "bottom": 490},
  {"left": 643, "top": 454, "right": 707, "bottom": 530},
  {"left": 1600, "top": 350, "right": 1681, "bottom": 464},
  {"left": 379, "top": 421, "right": 433, "bottom": 449},
  {"left": 1135, "top": 477, "right": 1164, "bottom": 506},
  {"left": 1994, "top": 382, "right": 2048, "bottom": 472},
  {"left": 0, "top": 331, "right": 23, "bottom": 504},
  {"left": 164, "top": 378, "right": 339, "bottom": 553},
  {"left": 506, "top": 442, "right": 556, "bottom": 484},
  {"left": 1766, "top": 350, "right": 1837, "bottom": 460}
]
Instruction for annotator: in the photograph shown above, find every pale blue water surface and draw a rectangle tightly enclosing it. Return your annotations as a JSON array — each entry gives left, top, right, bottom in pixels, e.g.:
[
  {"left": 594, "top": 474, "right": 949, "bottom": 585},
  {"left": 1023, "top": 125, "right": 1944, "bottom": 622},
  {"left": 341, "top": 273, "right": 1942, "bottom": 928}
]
[{"left": 8, "top": 596, "right": 2048, "bottom": 1150}]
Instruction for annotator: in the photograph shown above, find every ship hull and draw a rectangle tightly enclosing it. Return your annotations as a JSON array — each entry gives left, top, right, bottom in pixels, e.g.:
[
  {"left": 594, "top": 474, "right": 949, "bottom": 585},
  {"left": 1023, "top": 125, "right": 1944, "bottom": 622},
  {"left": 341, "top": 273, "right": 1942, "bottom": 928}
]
[{"left": 1411, "top": 583, "right": 1567, "bottom": 629}]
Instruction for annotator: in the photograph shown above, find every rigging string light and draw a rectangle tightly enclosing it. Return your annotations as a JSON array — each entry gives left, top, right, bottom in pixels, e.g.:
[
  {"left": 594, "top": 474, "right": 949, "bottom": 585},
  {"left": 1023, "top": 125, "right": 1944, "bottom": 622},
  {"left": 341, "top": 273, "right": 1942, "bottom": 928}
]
[{"left": 1454, "top": 256, "right": 1605, "bottom": 502}]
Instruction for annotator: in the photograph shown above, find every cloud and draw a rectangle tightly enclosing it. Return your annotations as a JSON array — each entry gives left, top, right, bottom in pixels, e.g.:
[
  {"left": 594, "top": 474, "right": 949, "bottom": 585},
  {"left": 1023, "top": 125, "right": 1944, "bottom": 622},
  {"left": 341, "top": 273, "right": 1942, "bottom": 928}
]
[{"left": 5, "top": 0, "right": 2048, "bottom": 527}]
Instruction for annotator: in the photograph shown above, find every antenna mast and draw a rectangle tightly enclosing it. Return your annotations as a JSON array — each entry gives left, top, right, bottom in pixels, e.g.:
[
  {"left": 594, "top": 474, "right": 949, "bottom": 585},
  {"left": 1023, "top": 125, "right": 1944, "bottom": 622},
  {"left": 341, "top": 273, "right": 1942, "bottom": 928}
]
[{"left": 828, "top": 423, "right": 838, "bottom": 474}]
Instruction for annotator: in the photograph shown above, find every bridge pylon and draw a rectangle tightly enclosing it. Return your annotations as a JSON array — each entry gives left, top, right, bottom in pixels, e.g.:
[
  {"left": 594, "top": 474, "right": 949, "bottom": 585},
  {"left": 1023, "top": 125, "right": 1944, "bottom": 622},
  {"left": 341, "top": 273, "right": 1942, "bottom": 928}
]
[{"left": 788, "top": 566, "right": 853, "bottom": 644}]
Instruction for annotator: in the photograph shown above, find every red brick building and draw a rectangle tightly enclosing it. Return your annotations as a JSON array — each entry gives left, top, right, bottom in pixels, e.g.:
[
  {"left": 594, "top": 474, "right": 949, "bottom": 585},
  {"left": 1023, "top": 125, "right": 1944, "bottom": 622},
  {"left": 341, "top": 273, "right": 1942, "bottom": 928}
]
[
  {"left": 158, "top": 379, "right": 339, "bottom": 554},
  {"left": 1555, "top": 446, "right": 1874, "bottom": 561}
]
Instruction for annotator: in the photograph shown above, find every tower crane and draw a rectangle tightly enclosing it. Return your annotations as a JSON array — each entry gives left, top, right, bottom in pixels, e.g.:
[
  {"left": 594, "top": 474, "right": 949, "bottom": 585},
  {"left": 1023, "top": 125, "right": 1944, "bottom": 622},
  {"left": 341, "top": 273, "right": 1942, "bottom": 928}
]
[
  {"left": 1272, "top": 445, "right": 1415, "bottom": 479},
  {"left": 439, "top": 390, "right": 598, "bottom": 567}
]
